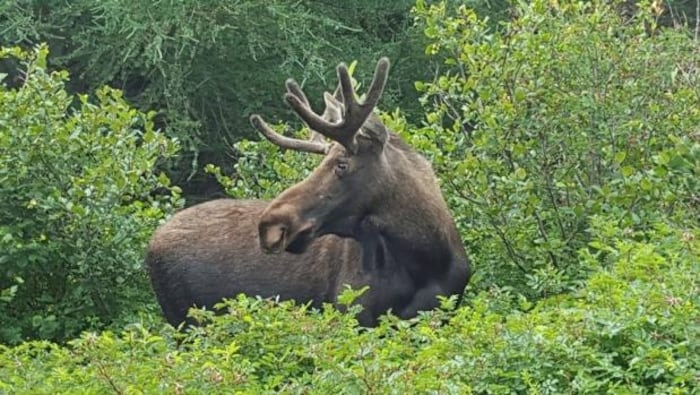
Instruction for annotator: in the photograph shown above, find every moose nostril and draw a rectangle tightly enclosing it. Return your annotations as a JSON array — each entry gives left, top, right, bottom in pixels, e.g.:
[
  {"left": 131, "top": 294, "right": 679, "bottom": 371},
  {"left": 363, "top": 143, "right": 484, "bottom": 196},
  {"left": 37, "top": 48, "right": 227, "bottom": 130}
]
[{"left": 259, "top": 224, "right": 287, "bottom": 254}]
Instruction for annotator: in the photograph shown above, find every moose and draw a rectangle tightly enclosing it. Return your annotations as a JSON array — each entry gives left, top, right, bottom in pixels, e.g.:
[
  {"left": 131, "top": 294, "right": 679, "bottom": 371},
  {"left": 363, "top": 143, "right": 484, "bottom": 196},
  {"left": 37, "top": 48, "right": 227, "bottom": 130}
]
[{"left": 146, "top": 58, "right": 471, "bottom": 327}]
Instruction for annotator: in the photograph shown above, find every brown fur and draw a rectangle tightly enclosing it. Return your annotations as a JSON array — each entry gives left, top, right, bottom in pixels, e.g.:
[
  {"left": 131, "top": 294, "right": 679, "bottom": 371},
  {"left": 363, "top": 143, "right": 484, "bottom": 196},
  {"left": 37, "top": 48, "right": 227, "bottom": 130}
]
[{"left": 147, "top": 199, "right": 361, "bottom": 326}]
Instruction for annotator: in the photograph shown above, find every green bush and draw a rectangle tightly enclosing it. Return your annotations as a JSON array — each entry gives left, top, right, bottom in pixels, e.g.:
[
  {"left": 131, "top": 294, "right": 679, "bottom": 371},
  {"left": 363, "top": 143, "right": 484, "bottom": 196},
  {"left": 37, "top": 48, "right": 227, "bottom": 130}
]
[
  {"left": 0, "top": 220, "right": 696, "bottom": 393},
  {"left": 0, "top": 45, "right": 182, "bottom": 344},
  {"left": 411, "top": 0, "right": 700, "bottom": 297}
]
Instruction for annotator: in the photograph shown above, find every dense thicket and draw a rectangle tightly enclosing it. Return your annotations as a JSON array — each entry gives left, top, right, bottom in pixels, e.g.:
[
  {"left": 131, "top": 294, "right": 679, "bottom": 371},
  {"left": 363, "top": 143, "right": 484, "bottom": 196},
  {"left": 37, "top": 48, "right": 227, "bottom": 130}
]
[
  {"left": 0, "top": 45, "right": 181, "bottom": 343},
  {"left": 0, "top": 0, "right": 698, "bottom": 392},
  {"left": 0, "top": 217, "right": 697, "bottom": 393},
  {"left": 413, "top": 0, "right": 699, "bottom": 297}
]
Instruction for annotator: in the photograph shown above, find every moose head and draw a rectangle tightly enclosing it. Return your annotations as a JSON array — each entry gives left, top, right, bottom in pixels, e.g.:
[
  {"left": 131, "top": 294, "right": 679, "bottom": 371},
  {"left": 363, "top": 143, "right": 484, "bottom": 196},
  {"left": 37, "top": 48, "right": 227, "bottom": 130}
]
[{"left": 252, "top": 59, "right": 389, "bottom": 254}]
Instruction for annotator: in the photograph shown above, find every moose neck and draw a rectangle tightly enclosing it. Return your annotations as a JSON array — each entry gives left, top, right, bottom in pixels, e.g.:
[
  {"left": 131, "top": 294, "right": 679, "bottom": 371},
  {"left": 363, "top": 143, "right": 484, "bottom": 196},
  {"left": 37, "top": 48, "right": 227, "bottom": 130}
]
[{"left": 364, "top": 135, "right": 464, "bottom": 272}]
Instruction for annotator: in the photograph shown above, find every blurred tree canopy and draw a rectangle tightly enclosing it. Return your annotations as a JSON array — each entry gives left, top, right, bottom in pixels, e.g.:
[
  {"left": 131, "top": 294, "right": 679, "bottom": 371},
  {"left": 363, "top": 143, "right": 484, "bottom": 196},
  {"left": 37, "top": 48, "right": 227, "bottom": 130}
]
[
  {"left": 0, "top": 0, "right": 435, "bottom": 200},
  {"left": 1, "top": 0, "right": 698, "bottom": 202}
]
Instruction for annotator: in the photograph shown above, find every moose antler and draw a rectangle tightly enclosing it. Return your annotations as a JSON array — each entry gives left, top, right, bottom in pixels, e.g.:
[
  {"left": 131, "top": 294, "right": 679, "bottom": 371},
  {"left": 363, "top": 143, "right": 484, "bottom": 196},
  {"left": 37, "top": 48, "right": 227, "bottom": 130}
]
[
  {"left": 250, "top": 57, "right": 389, "bottom": 154},
  {"left": 250, "top": 79, "right": 330, "bottom": 154},
  {"left": 284, "top": 57, "right": 390, "bottom": 154},
  {"left": 250, "top": 78, "right": 330, "bottom": 155},
  {"left": 249, "top": 114, "right": 330, "bottom": 154},
  {"left": 284, "top": 79, "right": 326, "bottom": 144}
]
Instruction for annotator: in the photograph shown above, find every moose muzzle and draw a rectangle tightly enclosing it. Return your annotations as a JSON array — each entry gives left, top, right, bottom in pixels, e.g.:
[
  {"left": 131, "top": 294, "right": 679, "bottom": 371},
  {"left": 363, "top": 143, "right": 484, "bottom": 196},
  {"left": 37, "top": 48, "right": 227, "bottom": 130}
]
[{"left": 258, "top": 207, "right": 315, "bottom": 254}]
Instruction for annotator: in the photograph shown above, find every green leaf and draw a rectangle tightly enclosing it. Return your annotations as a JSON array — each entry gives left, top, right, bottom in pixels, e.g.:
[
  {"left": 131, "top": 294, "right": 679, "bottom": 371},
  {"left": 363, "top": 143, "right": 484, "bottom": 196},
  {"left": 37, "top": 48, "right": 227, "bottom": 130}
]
[
  {"left": 656, "top": 151, "right": 670, "bottom": 165},
  {"left": 613, "top": 151, "right": 626, "bottom": 165},
  {"left": 621, "top": 166, "right": 635, "bottom": 177}
]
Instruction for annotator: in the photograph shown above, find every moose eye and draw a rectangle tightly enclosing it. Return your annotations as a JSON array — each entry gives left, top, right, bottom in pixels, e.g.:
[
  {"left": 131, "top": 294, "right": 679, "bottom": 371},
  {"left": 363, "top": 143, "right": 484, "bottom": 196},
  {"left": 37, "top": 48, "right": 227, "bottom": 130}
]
[{"left": 334, "top": 161, "right": 349, "bottom": 177}]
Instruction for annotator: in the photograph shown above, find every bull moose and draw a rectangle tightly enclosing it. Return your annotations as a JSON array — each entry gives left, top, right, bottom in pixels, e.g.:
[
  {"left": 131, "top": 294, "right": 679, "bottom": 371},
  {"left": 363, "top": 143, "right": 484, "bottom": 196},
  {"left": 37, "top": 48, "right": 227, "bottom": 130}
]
[{"left": 146, "top": 58, "right": 470, "bottom": 327}]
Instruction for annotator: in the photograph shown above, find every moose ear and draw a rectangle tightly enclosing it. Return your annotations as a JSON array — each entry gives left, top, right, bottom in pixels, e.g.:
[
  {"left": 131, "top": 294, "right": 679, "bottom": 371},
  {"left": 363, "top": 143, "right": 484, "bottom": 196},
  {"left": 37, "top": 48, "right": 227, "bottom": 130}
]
[
  {"left": 357, "top": 114, "right": 388, "bottom": 149},
  {"left": 322, "top": 92, "right": 344, "bottom": 122}
]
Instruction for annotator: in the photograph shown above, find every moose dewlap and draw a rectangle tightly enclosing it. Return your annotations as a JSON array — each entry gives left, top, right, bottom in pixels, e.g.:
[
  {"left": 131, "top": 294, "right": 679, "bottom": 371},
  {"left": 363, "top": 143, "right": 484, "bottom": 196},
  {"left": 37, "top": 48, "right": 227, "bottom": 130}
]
[{"left": 146, "top": 58, "right": 471, "bottom": 327}]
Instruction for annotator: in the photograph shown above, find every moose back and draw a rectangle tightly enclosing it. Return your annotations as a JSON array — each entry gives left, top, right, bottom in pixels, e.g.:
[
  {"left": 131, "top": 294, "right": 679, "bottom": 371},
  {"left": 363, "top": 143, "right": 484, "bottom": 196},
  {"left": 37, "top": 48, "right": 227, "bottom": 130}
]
[{"left": 146, "top": 58, "right": 471, "bottom": 327}]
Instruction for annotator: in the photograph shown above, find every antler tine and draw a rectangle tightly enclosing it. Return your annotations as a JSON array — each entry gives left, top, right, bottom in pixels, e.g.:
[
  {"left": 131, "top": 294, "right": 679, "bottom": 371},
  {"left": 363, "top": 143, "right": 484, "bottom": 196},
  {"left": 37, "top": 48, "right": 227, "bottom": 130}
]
[
  {"left": 285, "top": 78, "right": 325, "bottom": 144},
  {"left": 249, "top": 114, "right": 329, "bottom": 155},
  {"left": 284, "top": 57, "right": 390, "bottom": 153},
  {"left": 360, "top": 57, "right": 390, "bottom": 111},
  {"left": 285, "top": 78, "right": 310, "bottom": 107}
]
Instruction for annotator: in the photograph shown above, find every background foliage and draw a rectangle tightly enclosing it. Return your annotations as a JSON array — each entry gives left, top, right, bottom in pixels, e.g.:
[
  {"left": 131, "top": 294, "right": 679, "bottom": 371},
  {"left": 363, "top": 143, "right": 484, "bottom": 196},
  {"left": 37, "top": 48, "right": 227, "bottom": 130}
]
[
  {"left": 0, "top": 0, "right": 435, "bottom": 202},
  {"left": 0, "top": 0, "right": 698, "bottom": 392},
  {"left": 1, "top": 0, "right": 697, "bottom": 202},
  {"left": 412, "top": 0, "right": 699, "bottom": 297},
  {"left": 0, "top": 45, "right": 181, "bottom": 344}
]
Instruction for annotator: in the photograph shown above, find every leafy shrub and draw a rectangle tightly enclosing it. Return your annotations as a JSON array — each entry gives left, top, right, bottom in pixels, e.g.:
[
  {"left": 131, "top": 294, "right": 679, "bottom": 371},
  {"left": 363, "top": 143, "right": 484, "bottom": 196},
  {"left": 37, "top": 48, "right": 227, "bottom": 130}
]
[
  {"left": 411, "top": 0, "right": 700, "bottom": 297},
  {"left": 0, "top": 219, "right": 696, "bottom": 393},
  {"left": 0, "top": 45, "right": 182, "bottom": 344}
]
